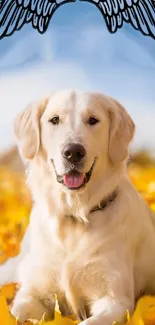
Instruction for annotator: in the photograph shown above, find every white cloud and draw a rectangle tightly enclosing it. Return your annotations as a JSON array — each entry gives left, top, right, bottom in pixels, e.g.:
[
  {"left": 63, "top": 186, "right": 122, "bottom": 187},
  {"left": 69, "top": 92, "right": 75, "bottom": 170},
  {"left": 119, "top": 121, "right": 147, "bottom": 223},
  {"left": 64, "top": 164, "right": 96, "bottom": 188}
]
[
  {"left": 0, "top": 30, "right": 55, "bottom": 69},
  {"left": 0, "top": 61, "right": 155, "bottom": 153},
  {"left": 74, "top": 24, "right": 155, "bottom": 69}
]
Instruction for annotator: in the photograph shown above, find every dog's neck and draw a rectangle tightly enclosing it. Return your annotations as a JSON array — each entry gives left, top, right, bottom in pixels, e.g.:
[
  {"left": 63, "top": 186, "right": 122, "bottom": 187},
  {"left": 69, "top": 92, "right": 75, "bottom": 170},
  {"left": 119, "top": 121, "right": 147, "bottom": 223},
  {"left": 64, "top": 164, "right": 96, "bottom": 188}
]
[{"left": 27, "top": 157, "right": 127, "bottom": 223}]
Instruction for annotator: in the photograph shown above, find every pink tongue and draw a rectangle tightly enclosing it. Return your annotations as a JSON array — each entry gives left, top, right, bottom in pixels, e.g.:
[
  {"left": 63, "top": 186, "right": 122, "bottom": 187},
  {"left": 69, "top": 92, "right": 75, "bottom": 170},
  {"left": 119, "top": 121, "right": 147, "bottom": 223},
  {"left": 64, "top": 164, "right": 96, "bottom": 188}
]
[{"left": 63, "top": 173, "right": 85, "bottom": 188}]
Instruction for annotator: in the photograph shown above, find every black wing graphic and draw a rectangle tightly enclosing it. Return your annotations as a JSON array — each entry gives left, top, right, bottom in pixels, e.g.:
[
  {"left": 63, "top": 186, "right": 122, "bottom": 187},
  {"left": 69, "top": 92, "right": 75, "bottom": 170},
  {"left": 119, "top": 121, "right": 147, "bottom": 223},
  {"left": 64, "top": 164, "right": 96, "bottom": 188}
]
[
  {"left": 0, "top": 0, "right": 75, "bottom": 39},
  {"left": 80, "top": 0, "right": 155, "bottom": 39}
]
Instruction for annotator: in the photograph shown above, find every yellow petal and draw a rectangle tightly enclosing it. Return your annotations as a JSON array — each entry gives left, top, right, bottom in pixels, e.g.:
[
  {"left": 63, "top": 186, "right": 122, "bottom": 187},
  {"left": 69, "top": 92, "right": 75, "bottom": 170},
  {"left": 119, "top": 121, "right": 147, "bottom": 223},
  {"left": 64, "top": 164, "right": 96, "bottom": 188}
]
[
  {"left": 40, "top": 310, "right": 79, "bottom": 325},
  {"left": 0, "top": 296, "right": 16, "bottom": 325}
]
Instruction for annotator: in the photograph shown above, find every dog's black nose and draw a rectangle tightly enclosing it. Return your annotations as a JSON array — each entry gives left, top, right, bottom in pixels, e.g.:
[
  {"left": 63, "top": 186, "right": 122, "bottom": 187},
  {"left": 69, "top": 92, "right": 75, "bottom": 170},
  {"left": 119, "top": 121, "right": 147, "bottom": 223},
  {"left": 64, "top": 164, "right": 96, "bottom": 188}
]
[{"left": 62, "top": 143, "right": 86, "bottom": 163}]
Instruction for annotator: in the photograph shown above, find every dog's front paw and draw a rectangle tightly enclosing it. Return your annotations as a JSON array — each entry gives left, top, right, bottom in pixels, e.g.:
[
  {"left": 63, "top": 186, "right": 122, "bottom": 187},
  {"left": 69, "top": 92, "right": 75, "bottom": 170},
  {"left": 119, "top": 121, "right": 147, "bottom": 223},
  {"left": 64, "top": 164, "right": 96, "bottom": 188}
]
[{"left": 11, "top": 293, "right": 54, "bottom": 323}]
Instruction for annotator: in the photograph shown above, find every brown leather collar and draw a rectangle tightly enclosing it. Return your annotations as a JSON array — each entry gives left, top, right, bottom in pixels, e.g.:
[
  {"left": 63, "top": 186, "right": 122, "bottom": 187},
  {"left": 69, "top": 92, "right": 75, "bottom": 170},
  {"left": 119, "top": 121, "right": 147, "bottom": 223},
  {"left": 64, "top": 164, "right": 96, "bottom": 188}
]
[{"left": 90, "top": 189, "right": 117, "bottom": 214}]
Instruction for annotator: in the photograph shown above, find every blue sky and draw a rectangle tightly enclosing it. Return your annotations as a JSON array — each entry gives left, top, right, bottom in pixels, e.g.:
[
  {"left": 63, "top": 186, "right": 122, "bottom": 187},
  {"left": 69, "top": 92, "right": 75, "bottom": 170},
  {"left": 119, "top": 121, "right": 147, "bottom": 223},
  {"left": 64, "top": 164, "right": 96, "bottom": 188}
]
[{"left": 0, "top": 2, "right": 155, "bottom": 152}]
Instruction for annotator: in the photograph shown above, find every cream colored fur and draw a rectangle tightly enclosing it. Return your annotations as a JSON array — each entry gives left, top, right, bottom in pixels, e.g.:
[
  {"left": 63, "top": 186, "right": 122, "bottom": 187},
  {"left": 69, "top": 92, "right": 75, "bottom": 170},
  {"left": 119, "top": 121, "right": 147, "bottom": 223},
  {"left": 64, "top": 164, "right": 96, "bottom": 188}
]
[{"left": 10, "top": 90, "right": 155, "bottom": 325}]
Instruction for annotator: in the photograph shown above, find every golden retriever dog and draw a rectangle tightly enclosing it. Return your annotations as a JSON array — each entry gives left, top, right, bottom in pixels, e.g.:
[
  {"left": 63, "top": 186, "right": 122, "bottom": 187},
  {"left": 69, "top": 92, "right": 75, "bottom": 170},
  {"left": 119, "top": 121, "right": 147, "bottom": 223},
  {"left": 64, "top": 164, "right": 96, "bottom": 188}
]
[{"left": 3, "top": 90, "right": 155, "bottom": 325}]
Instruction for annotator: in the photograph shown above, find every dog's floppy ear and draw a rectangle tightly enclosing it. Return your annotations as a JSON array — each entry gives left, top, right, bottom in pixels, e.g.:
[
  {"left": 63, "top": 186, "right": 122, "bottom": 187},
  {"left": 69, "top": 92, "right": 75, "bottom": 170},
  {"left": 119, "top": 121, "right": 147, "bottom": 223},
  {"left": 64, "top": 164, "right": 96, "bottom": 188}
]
[
  {"left": 14, "top": 97, "right": 49, "bottom": 160},
  {"left": 108, "top": 99, "right": 135, "bottom": 164}
]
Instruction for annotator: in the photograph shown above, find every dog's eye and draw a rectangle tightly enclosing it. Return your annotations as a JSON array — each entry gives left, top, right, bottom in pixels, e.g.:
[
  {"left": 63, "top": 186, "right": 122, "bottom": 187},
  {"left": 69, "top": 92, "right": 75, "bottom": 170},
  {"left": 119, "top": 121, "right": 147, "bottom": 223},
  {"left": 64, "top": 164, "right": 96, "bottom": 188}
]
[
  {"left": 88, "top": 117, "right": 99, "bottom": 125},
  {"left": 49, "top": 116, "right": 59, "bottom": 125}
]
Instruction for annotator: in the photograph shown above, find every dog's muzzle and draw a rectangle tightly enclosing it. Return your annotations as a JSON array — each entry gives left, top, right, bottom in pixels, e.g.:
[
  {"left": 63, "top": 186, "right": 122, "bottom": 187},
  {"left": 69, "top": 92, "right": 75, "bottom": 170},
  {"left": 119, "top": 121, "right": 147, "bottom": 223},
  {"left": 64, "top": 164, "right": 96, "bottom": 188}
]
[{"left": 52, "top": 158, "right": 96, "bottom": 190}]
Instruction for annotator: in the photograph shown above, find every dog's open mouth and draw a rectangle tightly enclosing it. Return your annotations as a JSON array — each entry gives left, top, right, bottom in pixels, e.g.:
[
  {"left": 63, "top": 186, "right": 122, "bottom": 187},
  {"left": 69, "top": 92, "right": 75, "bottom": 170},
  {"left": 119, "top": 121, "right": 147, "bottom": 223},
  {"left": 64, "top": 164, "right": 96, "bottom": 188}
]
[
  {"left": 52, "top": 159, "right": 96, "bottom": 190},
  {"left": 63, "top": 171, "right": 85, "bottom": 189}
]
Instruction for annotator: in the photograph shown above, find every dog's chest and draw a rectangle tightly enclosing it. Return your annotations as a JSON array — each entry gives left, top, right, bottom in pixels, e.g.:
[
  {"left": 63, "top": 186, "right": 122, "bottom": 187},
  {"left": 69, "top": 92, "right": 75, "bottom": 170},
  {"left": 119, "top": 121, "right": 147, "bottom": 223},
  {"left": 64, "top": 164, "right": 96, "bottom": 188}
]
[{"left": 48, "top": 215, "right": 87, "bottom": 253}]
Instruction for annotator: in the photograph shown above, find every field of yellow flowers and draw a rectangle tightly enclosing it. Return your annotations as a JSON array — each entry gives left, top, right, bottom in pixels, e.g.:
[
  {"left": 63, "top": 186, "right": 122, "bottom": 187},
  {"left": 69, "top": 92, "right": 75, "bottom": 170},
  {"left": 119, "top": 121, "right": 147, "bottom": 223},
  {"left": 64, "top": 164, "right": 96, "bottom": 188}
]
[{"left": 0, "top": 153, "right": 155, "bottom": 325}]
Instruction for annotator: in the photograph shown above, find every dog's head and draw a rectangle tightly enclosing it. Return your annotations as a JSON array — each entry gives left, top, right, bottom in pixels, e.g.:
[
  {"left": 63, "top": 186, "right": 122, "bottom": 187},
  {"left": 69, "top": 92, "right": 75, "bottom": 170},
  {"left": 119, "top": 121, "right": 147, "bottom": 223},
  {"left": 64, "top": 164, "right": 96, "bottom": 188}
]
[{"left": 14, "top": 90, "right": 135, "bottom": 192}]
